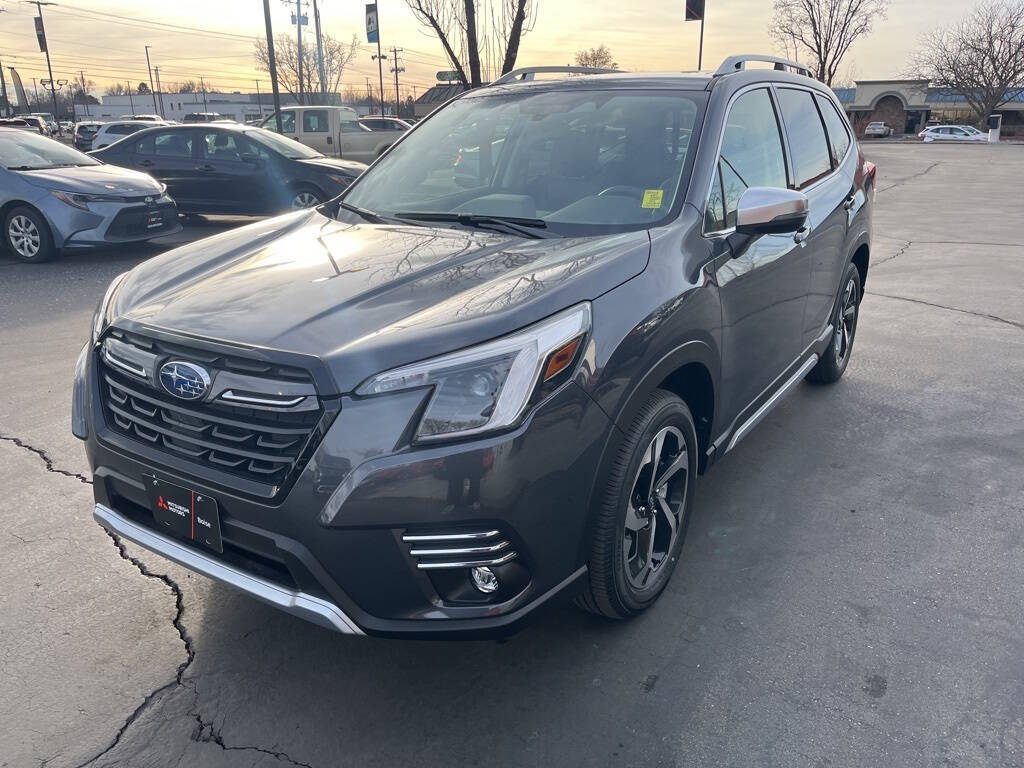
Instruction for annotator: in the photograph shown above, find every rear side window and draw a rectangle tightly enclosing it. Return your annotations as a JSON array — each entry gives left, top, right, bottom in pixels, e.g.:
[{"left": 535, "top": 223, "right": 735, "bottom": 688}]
[
  {"left": 302, "top": 110, "right": 329, "bottom": 133},
  {"left": 705, "top": 88, "right": 788, "bottom": 233},
  {"left": 776, "top": 88, "right": 832, "bottom": 187},
  {"left": 814, "top": 94, "right": 851, "bottom": 166}
]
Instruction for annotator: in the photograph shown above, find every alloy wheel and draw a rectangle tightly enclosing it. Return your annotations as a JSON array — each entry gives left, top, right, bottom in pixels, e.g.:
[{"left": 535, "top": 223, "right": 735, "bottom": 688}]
[
  {"left": 9, "top": 215, "right": 40, "bottom": 258},
  {"left": 623, "top": 426, "right": 689, "bottom": 590},
  {"left": 291, "top": 191, "right": 321, "bottom": 209},
  {"left": 833, "top": 277, "right": 858, "bottom": 365}
]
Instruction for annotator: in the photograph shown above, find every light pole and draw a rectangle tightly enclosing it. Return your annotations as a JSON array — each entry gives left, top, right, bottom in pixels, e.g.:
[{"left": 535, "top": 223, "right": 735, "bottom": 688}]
[
  {"left": 25, "top": 1, "right": 61, "bottom": 130},
  {"left": 144, "top": 45, "right": 159, "bottom": 115},
  {"left": 262, "top": 0, "right": 283, "bottom": 132}
]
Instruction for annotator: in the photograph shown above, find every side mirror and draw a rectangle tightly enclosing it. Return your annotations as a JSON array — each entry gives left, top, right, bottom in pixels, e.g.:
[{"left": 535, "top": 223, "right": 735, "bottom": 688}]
[{"left": 735, "top": 187, "right": 808, "bottom": 235}]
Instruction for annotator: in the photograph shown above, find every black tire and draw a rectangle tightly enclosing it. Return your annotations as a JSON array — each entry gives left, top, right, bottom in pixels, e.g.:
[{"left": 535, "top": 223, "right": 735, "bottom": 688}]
[
  {"left": 289, "top": 185, "right": 323, "bottom": 210},
  {"left": 807, "top": 261, "right": 862, "bottom": 384},
  {"left": 4, "top": 205, "right": 55, "bottom": 263},
  {"left": 577, "top": 390, "right": 698, "bottom": 619}
]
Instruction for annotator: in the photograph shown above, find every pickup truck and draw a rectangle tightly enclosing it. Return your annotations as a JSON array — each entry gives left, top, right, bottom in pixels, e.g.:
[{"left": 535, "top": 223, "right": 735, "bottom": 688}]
[{"left": 260, "top": 106, "right": 409, "bottom": 163}]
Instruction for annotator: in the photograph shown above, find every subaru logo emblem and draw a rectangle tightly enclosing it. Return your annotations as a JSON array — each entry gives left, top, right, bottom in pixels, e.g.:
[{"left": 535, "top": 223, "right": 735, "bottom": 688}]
[{"left": 159, "top": 361, "right": 210, "bottom": 401}]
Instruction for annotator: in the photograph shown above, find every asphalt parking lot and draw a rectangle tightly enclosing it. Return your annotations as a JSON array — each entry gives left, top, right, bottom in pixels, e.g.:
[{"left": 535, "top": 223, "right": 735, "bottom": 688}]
[{"left": 2, "top": 143, "right": 1023, "bottom": 768}]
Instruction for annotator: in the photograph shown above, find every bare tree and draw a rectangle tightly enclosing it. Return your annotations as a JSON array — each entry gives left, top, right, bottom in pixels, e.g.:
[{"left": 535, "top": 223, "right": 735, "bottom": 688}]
[
  {"left": 255, "top": 32, "right": 361, "bottom": 104},
  {"left": 574, "top": 44, "right": 617, "bottom": 69},
  {"left": 911, "top": 1, "right": 1024, "bottom": 123},
  {"left": 770, "top": 0, "right": 889, "bottom": 85},
  {"left": 104, "top": 83, "right": 127, "bottom": 96},
  {"left": 405, "top": 0, "right": 537, "bottom": 88}
]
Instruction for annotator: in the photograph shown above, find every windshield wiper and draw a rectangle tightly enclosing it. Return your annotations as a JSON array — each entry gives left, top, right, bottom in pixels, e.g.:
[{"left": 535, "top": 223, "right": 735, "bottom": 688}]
[
  {"left": 394, "top": 211, "right": 553, "bottom": 239},
  {"left": 335, "top": 200, "right": 391, "bottom": 223},
  {"left": 7, "top": 165, "right": 44, "bottom": 171}
]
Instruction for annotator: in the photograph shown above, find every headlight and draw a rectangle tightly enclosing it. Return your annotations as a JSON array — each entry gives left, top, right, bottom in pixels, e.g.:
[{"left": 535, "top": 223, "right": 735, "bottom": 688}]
[
  {"left": 53, "top": 189, "right": 123, "bottom": 210},
  {"left": 356, "top": 304, "right": 590, "bottom": 442},
  {"left": 92, "top": 272, "right": 129, "bottom": 343},
  {"left": 326, "top": 173, "right": 353, "bottom": 187}
]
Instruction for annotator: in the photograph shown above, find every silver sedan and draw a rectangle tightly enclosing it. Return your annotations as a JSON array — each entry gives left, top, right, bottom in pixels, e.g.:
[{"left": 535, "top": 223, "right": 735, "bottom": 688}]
[{"left": 0, "top": 128, "right": 180, "bottom": 263}]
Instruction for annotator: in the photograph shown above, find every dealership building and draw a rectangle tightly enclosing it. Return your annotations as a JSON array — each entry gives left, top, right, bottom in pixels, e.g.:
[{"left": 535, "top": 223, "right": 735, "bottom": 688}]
[{"left": 834, "top": 80, "right": 1024, "bottom": 136}]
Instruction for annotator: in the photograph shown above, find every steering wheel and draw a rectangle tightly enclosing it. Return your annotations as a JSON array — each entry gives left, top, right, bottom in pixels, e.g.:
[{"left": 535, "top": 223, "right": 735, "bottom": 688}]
[{"left": 597, "top": 185, "right": 645, "bottom": 199}]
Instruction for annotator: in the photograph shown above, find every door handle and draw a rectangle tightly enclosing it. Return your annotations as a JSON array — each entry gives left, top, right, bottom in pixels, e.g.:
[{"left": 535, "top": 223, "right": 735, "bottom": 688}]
[
  {"left": 843, "top": 194, "right": 856, "bottom": 211},
  {"left": 195, "top": 164, "right": 215, "bottom": 172},
  {"left": 793, "top": 226, "right": 809, "bottom": 244}
]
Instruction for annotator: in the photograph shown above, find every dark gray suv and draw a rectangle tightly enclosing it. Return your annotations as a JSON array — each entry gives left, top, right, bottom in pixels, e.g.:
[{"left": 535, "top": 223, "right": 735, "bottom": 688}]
[{"left": 75, "top": 56, "right": 874, "bottom": 638}]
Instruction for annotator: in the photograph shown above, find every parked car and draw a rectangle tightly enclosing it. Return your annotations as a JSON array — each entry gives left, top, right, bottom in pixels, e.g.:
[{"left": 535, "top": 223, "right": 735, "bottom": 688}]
[
  {"left": 182, "top": 112, "right": 223, "bottom": 123},
  {"left": 120, "top": 114, "right": 163, "bottom": 122},
  {"left": 863, "top": 121, "right": 893, "bottom": 138},
  {"left": 0, "top": 127, "right": 179, "bottom": 262},
  {"left": 90, "top": 123, "right": 366, "bottom": 214},
  {"left": 20, "top": 116, "right": 49, "bottom": 136},
  {"left": 73, "top": 121, "right": 105, "bottom": 150},
  {"left": 918, "top": 124, "right": 988, "bottom": 142},
  {"left": 59, "top": 120, "right": 74, "bottom": 132},
  {"left": 79, "top": 55, "right": 874, "bottom": 637},
  {"left": 91, "top": 120, "right": 169, "bottom": 150},
  {"left": 260, "top": 106, "right": 408, "bottom": 163},
  {"left": 0, "top": 118, "right": 32, "bottom": 131},
  {"left": 31, "top": 113, "right": 58, "bottom": 134}
]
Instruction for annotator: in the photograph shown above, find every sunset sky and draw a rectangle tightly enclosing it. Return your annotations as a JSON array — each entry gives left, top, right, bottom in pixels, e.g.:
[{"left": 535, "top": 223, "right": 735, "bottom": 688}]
[{"left": 0, "top": 0, "right": 979, "bottom": 99}]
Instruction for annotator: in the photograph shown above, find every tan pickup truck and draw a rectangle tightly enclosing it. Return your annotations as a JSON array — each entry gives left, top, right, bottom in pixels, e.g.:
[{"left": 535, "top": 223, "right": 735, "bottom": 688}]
[{"left": 260, "top": 107, "right": 410, "bottom": 163}]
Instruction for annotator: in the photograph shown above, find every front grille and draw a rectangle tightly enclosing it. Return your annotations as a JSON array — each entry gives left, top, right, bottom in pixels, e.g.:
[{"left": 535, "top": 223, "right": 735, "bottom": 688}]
[
  {"left": 106, "top": 203, "right": 177, "bottom": 239},
  {"left": 401, "top": 528, "right": 518, "bottom": 570},
  {"left": 98, "top": 331, "right": 329, "bottom": 491}
]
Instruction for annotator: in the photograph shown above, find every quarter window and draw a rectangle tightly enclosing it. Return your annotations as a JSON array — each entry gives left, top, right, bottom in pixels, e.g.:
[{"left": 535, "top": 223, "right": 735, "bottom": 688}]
[
  {"left": 815, "top": 94, "right": 851, "bottom": 166},
  {"left": 705, "top": 88, "right": 788, "bottom": 232},
  {"left": 776, "top": 88, "right": 832, "bottom": 187}
]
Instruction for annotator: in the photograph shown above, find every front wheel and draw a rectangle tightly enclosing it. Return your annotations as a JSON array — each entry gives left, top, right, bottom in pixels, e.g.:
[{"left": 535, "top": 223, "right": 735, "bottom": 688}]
[
  {"left": 577, "top": 390, "right": 698, "bottom": 619},
  {"left": 289, "top": 187, "right": 323, "bottom": 210},
  {"left": 807, "top": 261, "right": 861, "bottom": 384},
  {"left": 5, "top": 206, "right": 54, "bottom": 263}
]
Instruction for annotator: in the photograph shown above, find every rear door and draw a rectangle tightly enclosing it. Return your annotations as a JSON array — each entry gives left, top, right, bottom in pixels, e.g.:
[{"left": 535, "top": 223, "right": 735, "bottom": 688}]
[
  {"left": 774, "top": 86, "right": 852, "bottom": 347},
  {"left": 131, "top": 129, "right": 197, "bottom": 205},
  {"left": 704, "top": 86, "right": 811, "bottom": 428},
  {"left": 298, "top": 108, "right": 333, "bottom": 154}
]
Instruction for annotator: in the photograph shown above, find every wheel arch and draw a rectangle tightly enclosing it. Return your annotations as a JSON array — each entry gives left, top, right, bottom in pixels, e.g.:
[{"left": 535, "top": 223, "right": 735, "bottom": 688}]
[
  {"left": 1, "top": 199, "right": 58, "bottom": 248},
  {"left": 851, "top": 241, "right": 869, "bottom": 295}
]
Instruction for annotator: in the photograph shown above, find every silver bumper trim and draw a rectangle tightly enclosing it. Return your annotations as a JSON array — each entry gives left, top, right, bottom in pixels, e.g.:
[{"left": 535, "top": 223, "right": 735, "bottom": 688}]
[{"left": 93, "top": 503, "right": 364, "bottom": 635}]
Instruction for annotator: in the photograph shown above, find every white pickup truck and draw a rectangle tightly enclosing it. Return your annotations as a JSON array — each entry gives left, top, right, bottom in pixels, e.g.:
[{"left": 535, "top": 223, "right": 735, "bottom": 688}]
[{"left": 260, "top": 107, "right": 410, "bottom": 163}]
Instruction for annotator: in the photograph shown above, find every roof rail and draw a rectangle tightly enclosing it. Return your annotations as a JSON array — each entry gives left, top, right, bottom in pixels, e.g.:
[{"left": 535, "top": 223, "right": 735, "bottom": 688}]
[
  {"left": 490, "top": 66, "right": 620, "bottom": 86},
  {"left": 714, "top": 55, "right": 812, "bottom": 79}
]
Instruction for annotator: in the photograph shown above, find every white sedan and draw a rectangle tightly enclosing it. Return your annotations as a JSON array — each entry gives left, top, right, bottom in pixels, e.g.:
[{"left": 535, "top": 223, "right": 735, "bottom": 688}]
[{"left": 919, "top": 125, "right": 988, "bottom": 142}]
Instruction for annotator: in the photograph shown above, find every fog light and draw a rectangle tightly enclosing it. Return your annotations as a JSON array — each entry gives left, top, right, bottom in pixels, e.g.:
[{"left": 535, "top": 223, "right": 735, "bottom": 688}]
[{"left": 470, "top": 566, "right": 498, "bottom": 594}]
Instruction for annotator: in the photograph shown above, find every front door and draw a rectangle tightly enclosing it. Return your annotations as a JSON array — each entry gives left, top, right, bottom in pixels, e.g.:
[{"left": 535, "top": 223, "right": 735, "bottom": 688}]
[
  {"left": 194, "top": 129, "right": 270, "bottom": 214},
  {"left": 704, "top": 87, "right": 811, "bottom": 430},
  {"left": 298, "top": 108, "right": 333, "bottom": 155},
  {"left": 129, "top": 129, "right": 198, "bottom": 206}
]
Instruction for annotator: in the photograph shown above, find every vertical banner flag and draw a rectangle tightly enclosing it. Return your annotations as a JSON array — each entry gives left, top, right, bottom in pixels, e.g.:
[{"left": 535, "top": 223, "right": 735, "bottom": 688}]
[
  {"left": 366, "top": 4, "right": 379, "bottom": 43},
  {"left": 685, "top": 1, "right": 705, "bottom": 20},
  {"left": 9, "top": 68, "right": 28, "bottom": 111},
  {"left": 34, "top": 16, "right": 48, "bottom": 52}
]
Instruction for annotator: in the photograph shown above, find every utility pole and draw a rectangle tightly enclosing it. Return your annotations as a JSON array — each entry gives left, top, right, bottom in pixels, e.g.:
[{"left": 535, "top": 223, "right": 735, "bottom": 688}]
[
  {"left": 79, "top": 70, "right": 90, "bottom": 116},
  {"left": 0, "top": 57, "right": 9, "bottom": 118},
  {"left": 262, "top": 0, "right": 283, "bottom": 132},
  {"left": 295, "top": 0, "right": 304, "bottom": 104},
  {"left": 372, "top": 49, "right": 387, "bottom": 115},
  {"left": 153, "top": 66, "right": 165, "bottom": 117},
  {"left": 313, "top": 0, "right": 327, "bottom": 104},
  {"left": 200, "top": 76, "right": 208, "bottom": 112},
  {"left": 32, "top": 77, "right": 39, "bottom": 104},
  {"left": 127, "top": 80, "right": 135, "bottom": 113},
  {"left": 365, "top": 76, "right": 372, "bottom": 115},
  {"left": 144, "top": 45, "right": 158, "bottom": 114},
  {"left": 25, "top": 1, "right": 60, "bottom": 130},
  {"left": 389, "top": 47, "right": 404, "bottom": 118},
  {"left": 255, "top": 80, "right": 262, "bottom": 117}
]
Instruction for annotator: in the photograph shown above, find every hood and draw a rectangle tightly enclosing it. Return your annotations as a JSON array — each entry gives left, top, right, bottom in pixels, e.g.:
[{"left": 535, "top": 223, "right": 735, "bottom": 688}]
[
  {"left": 295, "top": 157, "right": 367, "bottom": 177},
  {"left": 110, "top": 210, "right": 650, "bottom": 393},
  {"left": 21, "top": 164, "right": 162, "bottom": 195}
]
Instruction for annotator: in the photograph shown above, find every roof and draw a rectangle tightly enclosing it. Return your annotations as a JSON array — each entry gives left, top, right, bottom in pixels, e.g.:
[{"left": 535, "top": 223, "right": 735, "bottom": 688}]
[
  {"left": 415, "top": 84, "right": 466, "bottom": 104},
  {"left": 833, "top": 87, "right": 855, "bottom": 104}
]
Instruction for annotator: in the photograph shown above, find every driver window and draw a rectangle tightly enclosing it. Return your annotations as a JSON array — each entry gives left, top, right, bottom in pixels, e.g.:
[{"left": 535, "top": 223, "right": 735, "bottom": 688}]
[{"left": 705, "top": 88, "right": 788, "bottom": 233}]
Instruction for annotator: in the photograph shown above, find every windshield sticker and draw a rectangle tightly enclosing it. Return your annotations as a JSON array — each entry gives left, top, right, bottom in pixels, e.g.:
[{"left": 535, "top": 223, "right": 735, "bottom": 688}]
[{"left": 641, "top": 189, "right": 664, "bottom": 209}]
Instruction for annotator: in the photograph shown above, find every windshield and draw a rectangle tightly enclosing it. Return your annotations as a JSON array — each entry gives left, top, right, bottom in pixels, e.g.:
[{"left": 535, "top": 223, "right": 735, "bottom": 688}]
[
  {"left": 343, "top": 88, "right": 705, "bottom": 236},
  {"left": 247, "top": 127, "right": 323, "bottom": 159},
  {"left": 0, "top": 130, "right": 99, "bottom": 170}
]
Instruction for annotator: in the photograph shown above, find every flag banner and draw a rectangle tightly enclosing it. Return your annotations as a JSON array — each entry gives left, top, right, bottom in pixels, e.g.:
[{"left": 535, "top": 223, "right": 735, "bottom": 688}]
[
  {"left": 366, "top": 4, "right": 379, "bottom": 43},
  {"left": 685, "top": 1, "right": 705, "bottom": 21},
  {"left": 9, "top": 68, "right": 28, "bottom": 111},
  {"left": 34, "top": 16, "right": 47, "bottom": 53}
]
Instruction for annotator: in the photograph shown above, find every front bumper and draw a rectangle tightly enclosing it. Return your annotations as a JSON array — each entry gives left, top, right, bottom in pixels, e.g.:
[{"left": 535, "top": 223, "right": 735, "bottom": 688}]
[
  {"left": 80, "top": 336, "right": 609, "bottom": 637},
  {"left": 38, "top": 194, "right": 181, "bottom": 249}
]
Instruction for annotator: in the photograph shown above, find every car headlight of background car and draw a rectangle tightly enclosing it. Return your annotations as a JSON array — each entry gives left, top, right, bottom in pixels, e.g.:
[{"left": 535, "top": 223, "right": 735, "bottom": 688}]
[
  {"left": 356, "top": 303, "right": 591, "bottom": 442},
  {"left": 53, "top": 184, "right": 167, "bottom": 211},
  {"left": 325, "top": 173, "right": 354, "bottom": 188}
]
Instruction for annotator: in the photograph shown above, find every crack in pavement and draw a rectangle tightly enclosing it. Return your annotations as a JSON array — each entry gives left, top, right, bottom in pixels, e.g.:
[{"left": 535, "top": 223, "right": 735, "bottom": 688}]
[
  {"left": 869, "top": 291, "right": 1024, "bottom": 332},
  {"left": 877, "top": 160, "right": 942, "bottom": 193},
  {"left": 1, "top": 433, "right": 316, "bottom": 767},
  {"left": 873, "top": 240, "right": 912, "bottom": 267}
]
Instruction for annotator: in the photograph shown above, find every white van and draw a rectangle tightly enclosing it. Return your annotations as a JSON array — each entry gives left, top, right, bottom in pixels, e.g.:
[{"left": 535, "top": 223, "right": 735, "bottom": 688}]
[{"left": 260, "top": 106, "right": 407, "bottom": 163}]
